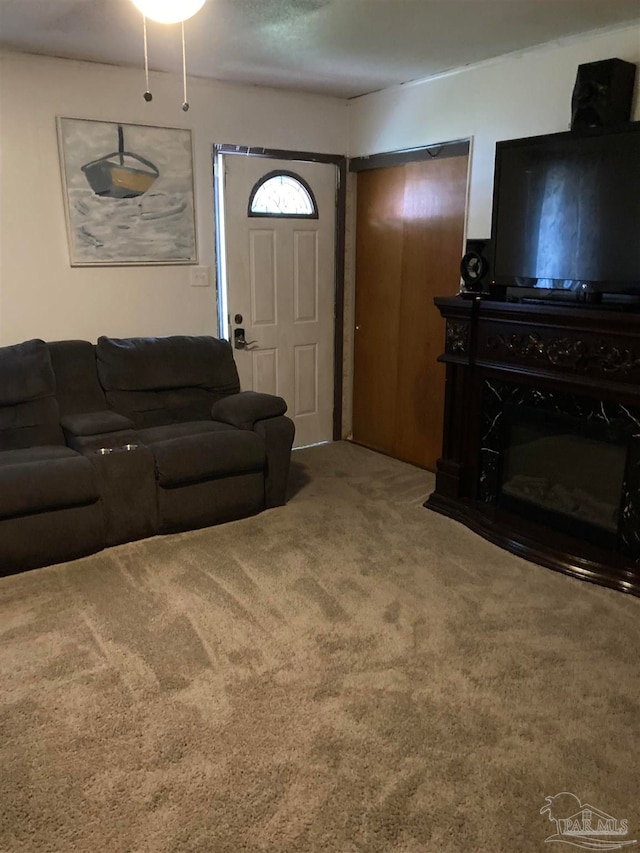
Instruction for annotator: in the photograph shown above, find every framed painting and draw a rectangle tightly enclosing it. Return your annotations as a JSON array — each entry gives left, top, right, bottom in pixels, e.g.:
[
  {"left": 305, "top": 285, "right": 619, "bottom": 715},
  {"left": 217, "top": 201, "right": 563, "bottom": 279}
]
[{"left": 57, "top": 117, "right": 197, "bottom": 266}]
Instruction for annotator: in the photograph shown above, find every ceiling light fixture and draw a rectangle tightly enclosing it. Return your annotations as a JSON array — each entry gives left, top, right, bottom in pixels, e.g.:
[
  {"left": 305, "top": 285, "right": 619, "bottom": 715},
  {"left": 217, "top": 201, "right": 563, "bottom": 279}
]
[
  {"left": 131, "top": 0, "right": 207, "bottom": 111},
  {"left": 131, "top": 0, "right": 206, "bottom": 25}
]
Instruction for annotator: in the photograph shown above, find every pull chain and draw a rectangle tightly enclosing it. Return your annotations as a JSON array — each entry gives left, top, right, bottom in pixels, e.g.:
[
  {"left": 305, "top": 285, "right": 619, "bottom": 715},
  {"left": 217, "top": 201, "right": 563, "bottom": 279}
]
[
  {"left": 143, "top": 15, "right": 152, "bottom": 102},
  {"left": 181, "top": 21, "right": 189, "bottom": 111},
  {"left": 140, "top": 13, "right": 191, "bottom": 110}
]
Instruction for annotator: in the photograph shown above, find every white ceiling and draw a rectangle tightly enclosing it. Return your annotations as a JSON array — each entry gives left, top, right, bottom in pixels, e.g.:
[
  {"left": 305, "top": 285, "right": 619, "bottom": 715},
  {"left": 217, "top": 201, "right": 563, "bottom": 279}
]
[{"left": 0, "top": 0, "right": 639, "bottom": 99}]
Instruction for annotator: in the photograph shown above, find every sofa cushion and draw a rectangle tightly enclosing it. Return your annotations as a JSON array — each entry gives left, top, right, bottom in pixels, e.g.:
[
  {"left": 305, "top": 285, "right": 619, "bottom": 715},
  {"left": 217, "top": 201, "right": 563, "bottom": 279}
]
[
  {"left": 0, "top": 398, "right": 65, "bottom": 451},
  {"left": 0, "top": 339, "right": 65, "bottom": 451},
  {"left": 0, "top": 339, "right": 55, "bottom": 406},
  {"left": 96, "top": 336, "right": 242, "bottom": 429},
  {"left": 96, "top": 336, "right": 240, "bottom": 394},
  {"left": 103, "top": 387, "right": 219, "bottom": 429},
  {"left": 0, "top": 446, "right": 98, "bottom": 520},
  {"left": 48, "top": 340, "right": 108, "bottom": 415},
  {"left": 137, "top": 420, "right": 233, "bottom": 445},
  {"left": 0, "top": 446, "right": 78, "bottom": 465},
  {"left": 151, "top": 430, "right": 265, "bottom": 488}
]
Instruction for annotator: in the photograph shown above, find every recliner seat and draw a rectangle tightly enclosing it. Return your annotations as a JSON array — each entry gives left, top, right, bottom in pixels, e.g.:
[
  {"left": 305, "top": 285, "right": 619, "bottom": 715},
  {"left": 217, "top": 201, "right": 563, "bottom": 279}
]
[
  {"left": 95, "top": 334, "right": 293, "bottom": 533},
  {"left": 0, "top": 339, "right": 103, "bottom": 572}
]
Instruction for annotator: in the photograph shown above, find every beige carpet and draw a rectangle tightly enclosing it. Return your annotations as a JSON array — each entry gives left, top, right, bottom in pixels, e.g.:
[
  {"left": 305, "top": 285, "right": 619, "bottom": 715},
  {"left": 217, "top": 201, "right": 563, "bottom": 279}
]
[{"left": 1, "top": 441, "right": 638, "bottom": 853}]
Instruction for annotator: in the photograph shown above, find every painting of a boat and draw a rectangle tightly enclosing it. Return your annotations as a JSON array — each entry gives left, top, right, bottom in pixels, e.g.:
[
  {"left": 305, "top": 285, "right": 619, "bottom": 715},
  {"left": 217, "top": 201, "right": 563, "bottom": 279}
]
[
  {"left": 81, "top": 125, "right": 159, "bottom": 199},
  {"left": 57, "top": 117, "right": 197, "bottom": 265}
]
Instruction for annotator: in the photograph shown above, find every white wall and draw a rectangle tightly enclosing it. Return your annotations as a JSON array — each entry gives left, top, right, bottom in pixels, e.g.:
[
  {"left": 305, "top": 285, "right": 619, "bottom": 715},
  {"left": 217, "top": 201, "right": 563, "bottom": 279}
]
[
  {"left": 0, "top": 52, "right": 348, "bottom": 345},
  {"left": 348, "top": 24, "right": 640, "bottom": 238}
]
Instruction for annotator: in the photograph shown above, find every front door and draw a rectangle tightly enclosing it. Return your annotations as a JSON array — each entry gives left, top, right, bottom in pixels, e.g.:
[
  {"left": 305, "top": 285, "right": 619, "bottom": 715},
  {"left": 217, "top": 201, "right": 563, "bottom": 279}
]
[{"left": 220, "top": 155, "right": 336, "bottom": 448}]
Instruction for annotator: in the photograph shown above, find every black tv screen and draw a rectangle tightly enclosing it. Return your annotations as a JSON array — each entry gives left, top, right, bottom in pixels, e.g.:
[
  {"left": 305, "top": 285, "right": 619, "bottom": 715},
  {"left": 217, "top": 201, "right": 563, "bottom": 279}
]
[{"left": 490, "top": 123, "right": 640, "bottom": 294}]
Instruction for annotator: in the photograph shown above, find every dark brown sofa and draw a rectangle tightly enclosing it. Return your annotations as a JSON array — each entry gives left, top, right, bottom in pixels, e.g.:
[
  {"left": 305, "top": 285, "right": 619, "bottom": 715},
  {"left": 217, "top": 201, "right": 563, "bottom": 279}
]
[{"left": 0, "top": 335, "right": 295, "bottom": 574}]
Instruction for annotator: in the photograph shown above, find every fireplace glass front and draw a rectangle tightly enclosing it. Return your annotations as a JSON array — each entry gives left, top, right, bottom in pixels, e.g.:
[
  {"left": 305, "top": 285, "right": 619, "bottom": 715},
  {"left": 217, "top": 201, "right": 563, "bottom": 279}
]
[{"left": 499, "top": 407, "right": 628, "bottom": 548}]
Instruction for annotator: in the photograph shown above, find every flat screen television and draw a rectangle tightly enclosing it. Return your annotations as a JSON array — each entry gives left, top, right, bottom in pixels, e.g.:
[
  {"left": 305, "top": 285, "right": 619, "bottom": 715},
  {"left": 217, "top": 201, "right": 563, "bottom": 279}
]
[{"left": 490, "top": 122, "right": 640, "bottom": 303}]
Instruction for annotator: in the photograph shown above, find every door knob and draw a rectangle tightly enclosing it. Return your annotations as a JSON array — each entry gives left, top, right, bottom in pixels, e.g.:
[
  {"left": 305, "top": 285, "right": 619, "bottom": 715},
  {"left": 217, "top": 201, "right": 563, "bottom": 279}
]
[{"left": 233, "top": 328, "right": 258, "bottom": 350}]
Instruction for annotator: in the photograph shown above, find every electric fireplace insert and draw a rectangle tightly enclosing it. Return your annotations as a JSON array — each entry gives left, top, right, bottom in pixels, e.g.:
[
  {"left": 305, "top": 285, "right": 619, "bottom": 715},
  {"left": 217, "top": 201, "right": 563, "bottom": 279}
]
[{"left": 499, "top": 405, "right": 629, "bottom": 550}]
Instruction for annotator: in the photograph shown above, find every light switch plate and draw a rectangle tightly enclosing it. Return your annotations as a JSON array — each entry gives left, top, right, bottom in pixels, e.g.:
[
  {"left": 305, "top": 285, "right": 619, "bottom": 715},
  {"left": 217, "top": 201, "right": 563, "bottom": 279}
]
[{"left": 191, "top": 266, "right": 211, "bottom": 287}]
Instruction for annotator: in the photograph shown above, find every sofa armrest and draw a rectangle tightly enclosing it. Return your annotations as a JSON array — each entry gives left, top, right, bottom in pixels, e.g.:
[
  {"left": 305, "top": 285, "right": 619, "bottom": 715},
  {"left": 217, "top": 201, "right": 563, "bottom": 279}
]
[
  {"left": 61, "top": 410, "right": 134, "bottom": 437},
  {"left": 211, "top": 391, "right": 287, "bottom": 430},
  {"left": 61, "top": 410, "right": 138, "bottom": 454},
  {"left": 254, "top": 416, "right": 295, "bottom": 507}
]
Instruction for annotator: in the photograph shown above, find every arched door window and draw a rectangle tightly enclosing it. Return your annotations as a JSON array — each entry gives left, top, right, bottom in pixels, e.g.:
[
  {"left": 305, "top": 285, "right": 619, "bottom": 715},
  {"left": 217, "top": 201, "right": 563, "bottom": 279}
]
[{"left": 248, "top": 170, "right": 318, "bottom": 218}]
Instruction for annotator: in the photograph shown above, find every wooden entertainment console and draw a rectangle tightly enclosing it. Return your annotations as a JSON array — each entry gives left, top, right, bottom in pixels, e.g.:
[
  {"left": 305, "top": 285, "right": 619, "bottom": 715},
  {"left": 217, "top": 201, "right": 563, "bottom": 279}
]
[{"left": 426, "top": 296, "right": 640, "bottom": 596}]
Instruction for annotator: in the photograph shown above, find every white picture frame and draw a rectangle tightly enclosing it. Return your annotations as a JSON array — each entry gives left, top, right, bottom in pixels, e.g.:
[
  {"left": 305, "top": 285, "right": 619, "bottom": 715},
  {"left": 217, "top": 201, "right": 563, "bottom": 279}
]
[{"left": 57, "top": 117, "right": 197, "bottom": 266}]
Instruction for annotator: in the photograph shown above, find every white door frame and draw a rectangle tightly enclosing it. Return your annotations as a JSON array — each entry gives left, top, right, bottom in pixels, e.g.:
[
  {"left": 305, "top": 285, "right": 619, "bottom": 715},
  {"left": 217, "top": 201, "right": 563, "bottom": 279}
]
[{"left": 213, "top": 145, "right": 347, "bottom": 442}]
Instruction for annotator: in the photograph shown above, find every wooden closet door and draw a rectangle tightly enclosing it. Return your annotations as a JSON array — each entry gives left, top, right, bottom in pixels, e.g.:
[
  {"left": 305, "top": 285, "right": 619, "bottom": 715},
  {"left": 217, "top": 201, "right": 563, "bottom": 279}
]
[
  {"left": 351, "top": 166, "right": 406, "bottom": 455},
  {"left": 352, "top": 153, "right": 468, "bottom": 470}
]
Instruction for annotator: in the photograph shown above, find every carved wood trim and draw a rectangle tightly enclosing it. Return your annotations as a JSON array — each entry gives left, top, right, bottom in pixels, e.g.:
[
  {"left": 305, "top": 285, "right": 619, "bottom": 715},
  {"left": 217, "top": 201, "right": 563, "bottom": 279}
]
[
  {"left": 445, "top": 320, "right": 470, "bottom": 356},
  {"left": 486, "top": 332, "right": 640, "bottom": 377}
]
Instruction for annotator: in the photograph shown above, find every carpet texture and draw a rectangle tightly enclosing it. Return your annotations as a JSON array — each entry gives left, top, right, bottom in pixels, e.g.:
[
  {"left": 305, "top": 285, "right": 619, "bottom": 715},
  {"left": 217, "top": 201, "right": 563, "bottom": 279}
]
[{"left": 1, "top": 441, "right": 638, "bottom": 852}]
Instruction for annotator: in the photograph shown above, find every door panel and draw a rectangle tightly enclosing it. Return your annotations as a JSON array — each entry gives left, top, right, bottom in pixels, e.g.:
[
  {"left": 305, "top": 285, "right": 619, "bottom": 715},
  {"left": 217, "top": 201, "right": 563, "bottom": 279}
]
[
  {"left": 294, "top": 231, "right": 318, "bottom": 322},
  {"left": 223, "top": 156, "right": 336, "bottom": 447},
  {"left": 250, "top": 230, "right": 277, "bottom": 325},
  {"left": 294, "top": 343, "right": 318, "bottom": 416},
  {"left": 253, "top": 348, "right": 278, "bottom": 396},
  {"left": 351, "top": 166, "right": 406, "bottom": 454},
  {"left": 352, "top": 153, "right": 468, "bottom": 470}
]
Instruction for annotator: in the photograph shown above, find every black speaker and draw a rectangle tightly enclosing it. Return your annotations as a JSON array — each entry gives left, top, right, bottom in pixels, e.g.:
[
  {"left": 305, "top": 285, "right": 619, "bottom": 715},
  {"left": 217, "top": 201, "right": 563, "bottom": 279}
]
[
  {"left": 571, "top": 58, "right": 636, "bottom": 131},
  {"left": 460, "top": 239, "right": 492, "bottom": 292}
]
